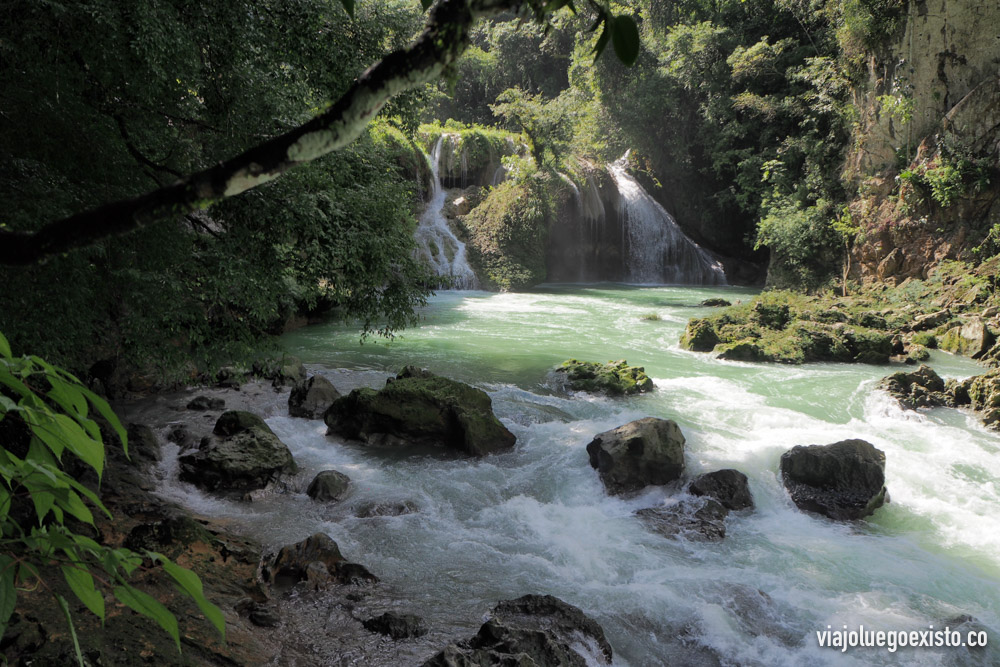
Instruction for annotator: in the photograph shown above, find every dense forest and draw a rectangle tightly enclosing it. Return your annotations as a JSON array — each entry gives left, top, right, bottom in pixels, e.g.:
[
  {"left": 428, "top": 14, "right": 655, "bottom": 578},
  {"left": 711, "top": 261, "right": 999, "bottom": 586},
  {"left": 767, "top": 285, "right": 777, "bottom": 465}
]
[
  {"left": 3, "top": 0, "right": 1000, "bottom": 664},
  {"left": 7, "top": 0, "right": 997, "bottom": 386}
]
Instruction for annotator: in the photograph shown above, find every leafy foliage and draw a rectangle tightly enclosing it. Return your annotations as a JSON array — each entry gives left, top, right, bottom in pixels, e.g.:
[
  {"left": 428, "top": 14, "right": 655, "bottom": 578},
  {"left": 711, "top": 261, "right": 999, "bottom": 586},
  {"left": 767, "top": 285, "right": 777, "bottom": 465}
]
[
  {"left": 0, "top": 332, "right": 223, "bottom": 663},
  {"left": 0, "top": 0, "right": 428, "bottom": 384}
]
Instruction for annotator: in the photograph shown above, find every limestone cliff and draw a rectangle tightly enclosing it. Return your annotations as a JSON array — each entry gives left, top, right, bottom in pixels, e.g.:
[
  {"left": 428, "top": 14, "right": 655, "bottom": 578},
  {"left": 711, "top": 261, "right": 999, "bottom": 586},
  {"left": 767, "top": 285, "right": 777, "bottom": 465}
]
[{"left": 847, "top": 0, "right": 1000, "bottom": 282}]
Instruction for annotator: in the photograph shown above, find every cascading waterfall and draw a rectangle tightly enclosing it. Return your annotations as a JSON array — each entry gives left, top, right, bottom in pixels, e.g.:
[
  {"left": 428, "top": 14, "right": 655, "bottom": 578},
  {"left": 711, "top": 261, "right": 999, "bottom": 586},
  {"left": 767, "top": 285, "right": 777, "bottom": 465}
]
[
  {"left": 609, "top": 154, "right": 727, "bottom": 285},
  {"left": 414, "top": 136, "right": 479, "bottom": 289}
]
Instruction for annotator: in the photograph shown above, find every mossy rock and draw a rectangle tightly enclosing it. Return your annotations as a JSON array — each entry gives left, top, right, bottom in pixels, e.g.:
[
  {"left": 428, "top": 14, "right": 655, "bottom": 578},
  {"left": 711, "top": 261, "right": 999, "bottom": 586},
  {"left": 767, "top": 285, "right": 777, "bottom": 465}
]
[
  {"left": 844, "top": 329, "right": 892, "bottom": 364},
  {"left": 752, "top": 301, "right": 791, "bottom": 329},
  {"left": 715, "top": 341, "right": 771, "bottom": 362},
  {"left": 554, "top": 359, "right": 654, "bottom": 396},
  {"left": 324, "top": 368, "right": 516, "bottom": 456},
  {"left": 680, "top": 318, "right": 720, "bottom": 352},
  {"left": 700, "top": 298, "right": 731, "bottom": 307}
]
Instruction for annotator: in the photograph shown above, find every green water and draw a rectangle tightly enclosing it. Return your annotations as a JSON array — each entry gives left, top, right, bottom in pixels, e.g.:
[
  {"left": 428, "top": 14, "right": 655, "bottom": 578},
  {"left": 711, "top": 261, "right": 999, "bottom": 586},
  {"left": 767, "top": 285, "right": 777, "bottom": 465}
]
[{"left": 274, "top": 285, "right": 1000, "bottom": 665}]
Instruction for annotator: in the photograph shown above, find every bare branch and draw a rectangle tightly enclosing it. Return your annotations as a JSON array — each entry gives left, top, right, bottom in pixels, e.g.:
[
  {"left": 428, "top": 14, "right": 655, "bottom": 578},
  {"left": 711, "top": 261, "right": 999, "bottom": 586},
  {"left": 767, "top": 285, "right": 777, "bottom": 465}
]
[{"left": 0, "top": 0, "right": 534, "bottom": 266}]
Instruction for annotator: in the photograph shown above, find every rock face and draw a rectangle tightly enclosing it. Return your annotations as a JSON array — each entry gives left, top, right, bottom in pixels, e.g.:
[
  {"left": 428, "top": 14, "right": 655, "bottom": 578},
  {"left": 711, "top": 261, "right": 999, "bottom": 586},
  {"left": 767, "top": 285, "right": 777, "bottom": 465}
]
[
  {"left": 554, "top": 359, "right": 654, "bottom": 396},
  {"left": 362, "top": 612, "right": 428, "bottom": 639},
  {"left": 423, "top": 594, "right": 612, "bottom": 667},
  {"left": 637, "top": 497, "right": 728, "bottom": 541},
  {"left": 306, "top": 470, "right": 351, "bottom": 502},
  {"left": 288, "top": 374, "right": 341, "bottom": 418},
  {"left": 178, "top": 411, "right": 295, "bottom": 492},
  {"left": 688, "top": 469, "right": 754, "bottom": 511},
  {"left": 586, "top": 417, "right": 685, "bottom": 495},
  {"left": 324, "top": 367, "right": 515, "bottom": 456},
  {"left": 268, "top": 533, "right": 377, "bottom": 588},
  {"left": 780, "top": 439, "right": 888, "bottom": 520}
]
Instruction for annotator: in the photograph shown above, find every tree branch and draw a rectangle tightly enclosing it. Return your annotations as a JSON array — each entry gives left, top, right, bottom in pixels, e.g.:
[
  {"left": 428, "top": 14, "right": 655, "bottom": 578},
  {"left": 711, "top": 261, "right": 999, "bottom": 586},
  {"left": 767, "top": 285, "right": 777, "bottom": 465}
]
[{"left": 0, "top": 0, "right": 534, "bottom": 266}]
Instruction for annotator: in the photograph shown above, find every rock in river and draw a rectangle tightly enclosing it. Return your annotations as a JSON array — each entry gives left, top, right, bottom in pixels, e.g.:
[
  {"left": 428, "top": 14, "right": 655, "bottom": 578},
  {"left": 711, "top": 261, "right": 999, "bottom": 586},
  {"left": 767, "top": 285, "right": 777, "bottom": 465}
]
[
  {"left": 553, "top": 359, "right": 654, "bottom": 395},
  {"left": 688, "top": 468, "right": 755, "bottom": 511},
  {"left": 324, "top": 367, "right": 515, "bottom": 456},
  {"left": 586, "top": 417, "right": 685, "bottom": 495},
  {"left": 306, "top": 470, "right": 351, "bottom": 502},
  {"left": 423, "top": 594, "right": 612, "bottom": 666},
  {"left": 780, "top": 439, "right": 888, "bottom": 520},
  {"left": 288, "top": 374, "right": 341, "bottom": 418},
  {"left": 178, "top": 410, "right": 295, "bottom": 492}
]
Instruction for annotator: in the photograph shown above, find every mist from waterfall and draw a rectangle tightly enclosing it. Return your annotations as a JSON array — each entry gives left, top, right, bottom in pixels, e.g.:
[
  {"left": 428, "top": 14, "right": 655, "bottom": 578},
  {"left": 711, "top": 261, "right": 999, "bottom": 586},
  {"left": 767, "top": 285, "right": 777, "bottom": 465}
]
[
  {"left": 609, "top": 155, "right": 727, "bottom": 285},
  {"left": 414, "top": 136, "right": 479, "bottom": 289}
]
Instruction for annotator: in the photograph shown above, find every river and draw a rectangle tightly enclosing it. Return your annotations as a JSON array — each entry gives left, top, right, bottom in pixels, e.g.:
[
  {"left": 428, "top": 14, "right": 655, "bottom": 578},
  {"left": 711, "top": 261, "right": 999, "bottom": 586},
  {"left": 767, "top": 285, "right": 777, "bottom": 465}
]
[{"left": 161, "top": 285, "right": 1000, "bottom": 665}]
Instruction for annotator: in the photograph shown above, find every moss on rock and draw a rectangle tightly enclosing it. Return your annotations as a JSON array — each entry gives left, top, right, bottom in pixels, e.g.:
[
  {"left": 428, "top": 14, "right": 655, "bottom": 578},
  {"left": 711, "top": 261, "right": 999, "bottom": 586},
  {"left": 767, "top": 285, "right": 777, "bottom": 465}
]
[{"left": 554, "top": 359, "right": 654, "bottom": 396}]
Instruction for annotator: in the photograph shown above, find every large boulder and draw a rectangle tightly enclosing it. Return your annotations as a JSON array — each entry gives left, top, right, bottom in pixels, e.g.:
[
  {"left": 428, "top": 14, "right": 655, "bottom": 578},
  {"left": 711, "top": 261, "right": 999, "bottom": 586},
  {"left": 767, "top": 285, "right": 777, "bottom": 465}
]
[
  {"left": 423, "top": 594, "right": 612, "bottom": 667},
  {"left": 586, "top": 417, "right": 685, "bottom": 495},
  {"left": 688, "top": 469, "right": 754, "bottom": 511},
  {"left": 289, "top": 374, "right": 341, "bottom": 419},
  {"left": 779, "top": 439, "right": 888, "bottom": 520},
  {"left": 553, "top": 359, "right": 654, "bottom": 396},
  {"left": 324, "top": 368, "right": 515, "bottom": 456},
  {"left": 178, "top": 411, "right": 295, "bottom": 492},
  {"left": 268, "top": 533, "right": 377, "bottom": 588},
  {"left": 940, "top": 317, "right": 995, "bottom": 359}
]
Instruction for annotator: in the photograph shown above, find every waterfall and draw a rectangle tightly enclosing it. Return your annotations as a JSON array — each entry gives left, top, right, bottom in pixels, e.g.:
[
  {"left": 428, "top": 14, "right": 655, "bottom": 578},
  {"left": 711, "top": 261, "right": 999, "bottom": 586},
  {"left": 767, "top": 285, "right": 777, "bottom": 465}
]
[
  {"left": 414, "top": 137, "right": 479, "bottom": 290},
  {"left": 608, "top": 155, "right": 726, "bottom": 285}
]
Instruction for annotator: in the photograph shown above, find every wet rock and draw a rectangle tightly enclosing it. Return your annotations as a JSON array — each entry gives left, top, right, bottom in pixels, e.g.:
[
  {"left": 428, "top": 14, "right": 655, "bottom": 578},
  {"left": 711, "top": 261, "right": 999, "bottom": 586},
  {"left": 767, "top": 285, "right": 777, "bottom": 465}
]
[
  {"left": 166, "top": 425, "right": 197, "bottom": 449},
  {"left": 586, "top": 417, "right": 685, "bottom": 495},
  {"left": 268, "top": 533, "right": 378, "bottom": 589},
  {"left": 879, "top": 365, "right": 952, "bottom": 409},
  {"left": 780, "top": 439, "right": 888, "bottom": 520},
  {"left": 324, "top": 368, "right": 515, "bottom": 457},
  {"left": 688, "top": 469, "right": 754, "bottom": 511},
  {"left": 178, "top": 410, "right": 296, "bottom": 492},
  {"left": 306, "top": 470, "right": 351, "bottom": 502},
  {"left": 362, "top": 612, "right": 428, "bottom": 639},
  {"left": 186, "top": 395, "right": 225, "bottom": 411},
  {"left": 699, "top": 298, "right": 731, "bottom": 307},
  {"left": 680, "top": 318, "right": 721, "bottom": 352},
  {"left": 423, "top": 594, "right": 612, "bottom": 666},
  {"left": 356, "top": 500, "right": 418, "bottom": 517},
  {"left": 288, "top": 374, "right": 341, "bottom": 419},
  {"left": 637, "top": 498, "right": 728, "bottom": 541},
  {"left": 553, "top": 359, "right": 654, "bottom": 396}
]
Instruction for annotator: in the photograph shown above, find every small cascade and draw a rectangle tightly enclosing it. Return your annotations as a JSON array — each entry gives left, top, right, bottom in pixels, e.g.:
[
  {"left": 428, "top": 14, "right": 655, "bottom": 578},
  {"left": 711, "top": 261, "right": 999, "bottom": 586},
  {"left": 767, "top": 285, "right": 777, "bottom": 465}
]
[
  {"left": 414, "top": 137, "right": 479, "bottom": 289},
  {"left": 608, "top": 155, "right": 726, "bottom": 285}
]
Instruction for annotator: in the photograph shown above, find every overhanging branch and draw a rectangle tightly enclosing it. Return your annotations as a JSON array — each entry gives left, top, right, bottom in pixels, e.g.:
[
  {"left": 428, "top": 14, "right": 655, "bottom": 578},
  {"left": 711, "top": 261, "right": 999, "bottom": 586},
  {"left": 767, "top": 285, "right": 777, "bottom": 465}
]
[{"left": 0, "top": 0, "right": 534, "bottom": 266}]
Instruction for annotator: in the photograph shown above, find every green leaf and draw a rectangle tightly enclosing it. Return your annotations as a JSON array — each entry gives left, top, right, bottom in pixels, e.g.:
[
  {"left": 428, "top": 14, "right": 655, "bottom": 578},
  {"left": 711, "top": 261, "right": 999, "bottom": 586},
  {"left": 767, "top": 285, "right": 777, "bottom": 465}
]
[
  {"left": 78, "top": 385, "right": 127, "bottom": 455},
  {"left": 611, "top": 15, "right": 640, "bottom": 66},
  {"left": 62, "top": 564, "right": 105, "bottom": 621},
  {"left": 0, "top": 556, "right": 17, "bottom": 638},
  {"left": 114, "top": 584, "right": 180, "bottom": 652},
  {"left": 592, "top": 19, "right": 611, "bottom": 62},
  {"left": 154, "top": 554, "right": 226, "bottom": 640},
  {"left": 339, "top": 0, "right": 354, "bottom": 17},
  {"left": 52, "top": 413, "right": 104, "bottom": 479},
  {"left": 56, "top": 594, "right": 85, "bottom": 667},
  {"left": 0, "top": 332, "right": 10, "bottom": 360},
  {"left": 53, "top": 488, "right": 94, "bottom": 525}
]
